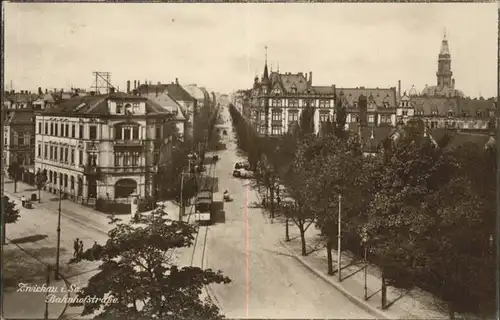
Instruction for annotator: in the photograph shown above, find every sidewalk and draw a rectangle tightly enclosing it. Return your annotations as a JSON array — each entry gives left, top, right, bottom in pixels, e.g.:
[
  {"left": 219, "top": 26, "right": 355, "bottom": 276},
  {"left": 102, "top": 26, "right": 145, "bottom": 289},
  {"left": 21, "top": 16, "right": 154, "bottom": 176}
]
[
  {"left": 253, "top": 190, "right": 449, "bottom": 320},
  {"left": 2, "top": 194, "right": 104, "bottom": 319}
]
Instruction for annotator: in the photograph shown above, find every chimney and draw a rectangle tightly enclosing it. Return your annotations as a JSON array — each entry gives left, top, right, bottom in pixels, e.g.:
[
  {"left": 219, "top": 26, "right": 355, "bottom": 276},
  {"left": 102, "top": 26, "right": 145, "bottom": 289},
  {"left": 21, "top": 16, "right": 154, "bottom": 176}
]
[
  {"left": 155, "top": 86, "right": 158, "bottom": 97},
  {"left": 138, "top": 80, "right": 141, "bottom": 87},
  {"left": 309, "top": 72, "right": 312, "bottom": 84},
  {"left": 38, "top": 87, "right": 42, "bottom": 95},
  {"left": 90, "top": 91, "right": 96, "bottom": 96},
  {"left": 110, "top": 87, "right": 115, "bottom": 94},
  {"left": 157, "top": 81, "right": 161, "bottom": 85},
  {"left": 44, "top": 89, "right": 47, "bottom": 94},
  {"left": 134, "top": 80, "right": 137, "bottom": 89},
  {"left": 127, "top": 80, "right": 131, "bottom": 93},
  {"left": 175, "top": 78, "right": 179, "bottom": 85},
  {"left": 452, "top": 78, "right": 455, "bottom": 89},
  {"left": 398, "top": 80, "right": 401, "bottom": 100}
]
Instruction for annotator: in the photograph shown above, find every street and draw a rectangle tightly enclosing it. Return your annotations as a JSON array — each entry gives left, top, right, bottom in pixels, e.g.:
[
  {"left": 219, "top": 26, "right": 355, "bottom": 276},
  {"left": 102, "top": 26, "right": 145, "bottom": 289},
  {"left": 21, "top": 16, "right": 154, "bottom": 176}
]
[{"left": 204, "top": 105, "right": 375, "bottom": 319}]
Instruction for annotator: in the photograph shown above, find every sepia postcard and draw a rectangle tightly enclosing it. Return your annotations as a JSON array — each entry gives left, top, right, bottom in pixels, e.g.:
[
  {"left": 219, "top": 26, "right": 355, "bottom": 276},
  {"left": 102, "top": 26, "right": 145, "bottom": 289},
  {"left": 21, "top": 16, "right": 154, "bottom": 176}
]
[{"left": 2, "top": 2, "right": 498, "bottom": 320}]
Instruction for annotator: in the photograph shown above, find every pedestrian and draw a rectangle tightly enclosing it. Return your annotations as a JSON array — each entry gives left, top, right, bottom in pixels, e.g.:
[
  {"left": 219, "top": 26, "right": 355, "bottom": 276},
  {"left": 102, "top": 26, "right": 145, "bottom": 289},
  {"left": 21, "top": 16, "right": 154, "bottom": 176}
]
[
  {"left": 21, "top": 195, "right": 26, "bottom": 208},
  {"left": 73, "top": 238, "right": 79, "bottom": 258},
  {"left": 78, "top": 240, "right": 84, "bottom": 257}
]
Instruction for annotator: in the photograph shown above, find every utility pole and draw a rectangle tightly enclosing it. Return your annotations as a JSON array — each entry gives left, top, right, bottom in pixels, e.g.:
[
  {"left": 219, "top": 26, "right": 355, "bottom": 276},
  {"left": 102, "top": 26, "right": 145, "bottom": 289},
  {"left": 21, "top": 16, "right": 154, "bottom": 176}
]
[
  {"left": 44, "top": 265, "right": 51, "bottom": 320},
  {"left": 337, "top": 194, "right": 342, "bottom": 282},
  {"left": 54, "top": 188, "right": 62, "bottom": 280}
]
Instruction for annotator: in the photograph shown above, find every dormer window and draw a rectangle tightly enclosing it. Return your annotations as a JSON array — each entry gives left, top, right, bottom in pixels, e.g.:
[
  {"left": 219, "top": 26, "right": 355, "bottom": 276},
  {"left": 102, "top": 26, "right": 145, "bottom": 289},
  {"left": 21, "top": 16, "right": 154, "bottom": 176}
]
[
  {"left": 116, "top": 104, "right": 123, "bottom": 114},
  {"left": 384, "top": 102, "right": 389, "bottom": 108},
  {"left": 476, "top": 109, "right": 483, "bottom": 117},
  {"left": 431, "top": 110, "right": 438, "bottom": 116},
  {"left": 124, "top": 103, "right": 132, "bottom": 115}
]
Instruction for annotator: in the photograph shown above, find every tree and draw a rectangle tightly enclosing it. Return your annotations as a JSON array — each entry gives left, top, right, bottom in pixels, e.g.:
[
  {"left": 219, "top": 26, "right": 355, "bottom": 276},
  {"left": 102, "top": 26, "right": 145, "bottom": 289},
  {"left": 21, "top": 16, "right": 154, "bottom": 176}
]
[
  {"left": 2, "top": 196, "right": 20, "bottom": 245},
  {"left": 365, "top": 131, "right": 457, "bottom": 307},
  {"left": 8, "top": 162, "right": 24, "bottom": 193},
  {"left": 333, "top": 96, "right": 347, "bottom": 140},
  {"left": 69, "top": 206, "right": 231, "bottom": 320},
  {"left": 34, "top": 168, "right": 48, "bottom": 203}
]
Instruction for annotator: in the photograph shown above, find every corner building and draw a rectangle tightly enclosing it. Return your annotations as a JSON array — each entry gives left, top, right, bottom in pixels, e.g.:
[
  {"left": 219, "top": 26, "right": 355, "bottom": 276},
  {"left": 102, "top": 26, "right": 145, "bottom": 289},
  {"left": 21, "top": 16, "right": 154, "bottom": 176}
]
[{"left": 34, "top": 91, "right": 182, "bottom": 204}]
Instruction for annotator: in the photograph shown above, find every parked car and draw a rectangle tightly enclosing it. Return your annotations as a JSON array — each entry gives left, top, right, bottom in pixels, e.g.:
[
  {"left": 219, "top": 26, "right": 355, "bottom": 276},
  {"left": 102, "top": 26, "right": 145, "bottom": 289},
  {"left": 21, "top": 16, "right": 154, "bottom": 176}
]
[{"left": 234, "top": 169, "right": 253, "bottom": 179}]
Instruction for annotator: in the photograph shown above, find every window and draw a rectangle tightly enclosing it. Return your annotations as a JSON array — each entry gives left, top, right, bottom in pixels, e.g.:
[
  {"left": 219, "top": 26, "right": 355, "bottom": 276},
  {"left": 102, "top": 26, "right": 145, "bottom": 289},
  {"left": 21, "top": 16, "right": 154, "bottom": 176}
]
[
  {"left": 305, "top": 100, "right": 315, "bottom": 107},
  {"left": 123, "top": 127, "right": 131, "bottom": 140},
  {"left": 116, "top": 127, "right": 122, "bottom": 139},
  {"left": 60, "top": 147, "right": 64, "bottom": 162},
  {"left": 123, "top": 152, "right": 130, "bottom": 166},
  {"left": 476, "top": 109, "right": 483, "bottom": 117},
  {"left": 271, "top": 126, "right": 282, "bottom": 135},
  {"left": 381, "top": 115, "right": 392, "bottom": 124},
  {"left": 65, "top": 124, "right": 69, "bottom": 137},
  {"left": 45, "top": 123, "right": 48, "bottom": 135},
  {"left": 448, "top": 111, "right": 454, "bottom": 117},
  {"left": 44, "top": 145, "right": 48, "bottom": 159},
  {"left": 70, "top": 176, "right": 75, "bottom": 189},
  {"left": 17, "top": 134, "right": 24, "bottom": 146},
  {"left": 54, "top": 123, "right": 58, "bottom": 136},
  {"left": 71, "top": 149, "right": 75, "bottom": 164},
  {"left": 115, "top": 153, "right": 122, "bottom": 166},
  {"left": 59, "top": 173, "right": 63, "bottom": 186},
  {"left": 272, "top": 112, "right": 282, "bottom": 121},
  {"left": 319, "top": 100, "right": 331, "bottom": 108},
  {"left": 431, "top": 110, "right": 438, "bottom": 116},
  {"left": 368, "top": 114, "right": 375, "bottom": 123},
  {"left": 38, "top": 144, "right": 41, "bottom": 157},
  {"left": 50, "top": 123, "right": 54, "bottom": 135},
  {"left": 64, "top": 174, "right": 68, "bottom": 188},
  {"left": 289, "top": 99, "right": 299, "bottom": 108},
  {"left": 50, "top": 146, "right": 54, "bottom": 160},
  {"left": 64, "top": 148, "right": 68, "bottom": 163},
  {"left": 131, "top": 152, "right": 139, "bottom": 166},
  {"left": 288, "top": 111, "right": 299, "bottom": 122},
  {"left": 272, "top": 99, "right": 282, "bottom": 107},
  {"left": 319, "top": 112, "right": 329, "bottom": 122},
  {"left": 38, "top": 122, "right": 42, "bottom": 134},
  {"left": 60, "top": 124, "right": 64, "bottom": 137},
  {"left": 49, "top": 171, "right": 53, "bottom": 183},
  {"left": 71, "top": 125, "right": 75, "bottom": 138},
  {"left": 116, "top": 104, "right": 123, "bottom": 114},
  {"left": 260, "top": 113, "right": 266, "bottom": 121},
  {"left": 79, "top": 150, "right": 83, "bottom": 166},
  {"left": 133, "top": 127, "right": 139, "bottom": 139},
  {"left": 132, "top": 103, "right": 140, "bottom": 113},
  {"left": 89, "top": 125, "right": 97, "bottom": 140},
  {"left": 155, "top": 126, "right": 161, "bottom": 139},
  {"left": 79, "top": 125, "right": 84, "bottom": 139},
  {"left": 402, "top": 110, "right": 408, "bottom": 116},
  {"left": 124, "top": 104, "right": 132, "bottom": 114}
]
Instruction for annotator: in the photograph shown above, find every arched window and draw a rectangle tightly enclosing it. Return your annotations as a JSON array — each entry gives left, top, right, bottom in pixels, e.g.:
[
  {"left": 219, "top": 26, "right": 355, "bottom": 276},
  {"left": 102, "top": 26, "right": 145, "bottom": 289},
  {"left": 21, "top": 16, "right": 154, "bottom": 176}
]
[
  {"left": 116, "top": 104, "right": 123, "bottom": 114},
  {"left": 124, "top": 104, "right": 132, "bottom": 115},
  {"left": 115, "top": 179, "right": 137, "bottom": 198}
]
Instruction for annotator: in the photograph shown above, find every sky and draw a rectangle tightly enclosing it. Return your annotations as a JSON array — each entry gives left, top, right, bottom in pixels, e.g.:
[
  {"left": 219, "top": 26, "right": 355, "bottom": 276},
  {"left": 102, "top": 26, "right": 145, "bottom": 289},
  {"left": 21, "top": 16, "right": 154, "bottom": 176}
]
[{"left": 4, "top": 3, "right": 498, "bottom": 98}]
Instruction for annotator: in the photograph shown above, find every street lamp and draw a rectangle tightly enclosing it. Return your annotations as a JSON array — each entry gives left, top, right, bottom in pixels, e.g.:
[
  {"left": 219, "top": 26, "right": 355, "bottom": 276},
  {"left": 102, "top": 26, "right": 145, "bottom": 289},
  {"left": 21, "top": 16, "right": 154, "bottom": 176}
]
[
  {"left": 361, "top": 226, "right": 369, "bottom": 300},
  {"left": 54, "top": 185, "right": 63, "bottom": 280},
  {"left": 282, "top": 201, "right": 292, "bottom": 242}
]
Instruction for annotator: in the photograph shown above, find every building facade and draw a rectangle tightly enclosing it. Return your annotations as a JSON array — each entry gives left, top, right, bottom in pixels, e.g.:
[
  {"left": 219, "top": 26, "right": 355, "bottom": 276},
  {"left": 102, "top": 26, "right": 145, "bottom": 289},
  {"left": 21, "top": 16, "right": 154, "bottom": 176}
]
[
  {"left": 34, "top": 91, "right": 182, "bottom": 204},
  {"left": 248, "top": 59, "right": 399, "bottom": 136}
]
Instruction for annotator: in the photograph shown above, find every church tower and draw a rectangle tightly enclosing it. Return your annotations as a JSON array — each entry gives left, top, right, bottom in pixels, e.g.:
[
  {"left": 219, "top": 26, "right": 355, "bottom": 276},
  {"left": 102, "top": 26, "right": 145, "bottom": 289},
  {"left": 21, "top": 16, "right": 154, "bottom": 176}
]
[{"left": 436, "top": 30, "right": 453, "bottom": 89}]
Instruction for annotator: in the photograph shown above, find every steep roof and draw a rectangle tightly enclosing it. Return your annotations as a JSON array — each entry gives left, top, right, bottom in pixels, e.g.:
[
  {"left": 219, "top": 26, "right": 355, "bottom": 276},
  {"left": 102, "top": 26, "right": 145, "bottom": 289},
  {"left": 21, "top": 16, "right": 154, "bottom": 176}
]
[
  {"left": 311, "top": 86, "right": 336, "bottom": 96},
  {"left": 458, "top": 99, "right": 495, "bottom": 118},
  {"left": 136, "top": 84, "right": 169, "bottom": 95},
  {"left": 411, "top": 96, "right": 459, "bottom": 116},
  {"left": 42, "top": 92, "right": 170, "bottom": 116},
  {"left": 5, "top": 92, "right": 39, "bottom": 104},
  {"left": 165, "top": 84, "right": 195, "bottom": 102},
  {"left": 338, "top": 87, "right": 398, "bottom": 108},
  {"left": 441, "top": 131, "right": 494, "bottom": 150},
  {"left": 4, "top": 110, "right": 35, "bottom": 125},
  {"left": 182, "top": 85, "right": 205, "bottom": 101}
]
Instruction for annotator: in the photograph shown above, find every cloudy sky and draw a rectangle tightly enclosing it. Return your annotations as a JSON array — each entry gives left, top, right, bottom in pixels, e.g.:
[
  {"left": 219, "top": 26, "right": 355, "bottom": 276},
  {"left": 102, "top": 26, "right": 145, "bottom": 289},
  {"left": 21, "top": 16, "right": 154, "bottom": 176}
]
[{"left": 4, "top": 3, "right": 498, "bottom": 98}]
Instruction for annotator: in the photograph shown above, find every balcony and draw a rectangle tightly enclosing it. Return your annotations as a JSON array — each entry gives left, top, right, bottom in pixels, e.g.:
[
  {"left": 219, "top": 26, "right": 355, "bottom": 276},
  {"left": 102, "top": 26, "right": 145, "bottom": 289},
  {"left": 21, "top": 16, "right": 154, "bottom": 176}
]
[
  {"left": 113, "top": 139, "right": 144, "bottom": 147},
  {"left": 84, "top": 165, "right": 101, "bottom": 176}
]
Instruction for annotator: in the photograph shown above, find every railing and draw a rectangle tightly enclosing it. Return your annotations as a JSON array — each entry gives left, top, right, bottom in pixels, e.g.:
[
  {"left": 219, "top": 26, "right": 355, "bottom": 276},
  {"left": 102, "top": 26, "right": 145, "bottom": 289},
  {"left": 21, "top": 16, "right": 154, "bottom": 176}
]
[
  {"left": 113, "top": 139, "right": 144, "bottom": 146},
  {"left": 83, "top": 165, "right": 101, "bottom": 175}
]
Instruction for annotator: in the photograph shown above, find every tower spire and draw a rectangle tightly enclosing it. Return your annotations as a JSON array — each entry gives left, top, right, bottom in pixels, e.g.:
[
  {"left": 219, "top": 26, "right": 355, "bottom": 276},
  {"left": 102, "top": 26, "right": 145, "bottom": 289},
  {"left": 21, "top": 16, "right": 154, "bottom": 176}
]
[
  {"left": 265, "top": 45, "right": 268, "bottom": 65},
  {"left": 262, "top": 45, "right": 269, "bottom": 83}
]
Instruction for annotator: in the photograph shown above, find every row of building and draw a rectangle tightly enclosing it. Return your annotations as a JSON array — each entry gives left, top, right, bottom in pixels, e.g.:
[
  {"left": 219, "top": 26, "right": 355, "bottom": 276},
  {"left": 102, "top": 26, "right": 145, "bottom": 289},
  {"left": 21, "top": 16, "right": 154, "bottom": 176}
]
[
  {"left": 2, "top": 79, "right": 221, "bottom": 204},
  {"left": 233, "top": 32, "right": 496, "bottom": 151}
]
